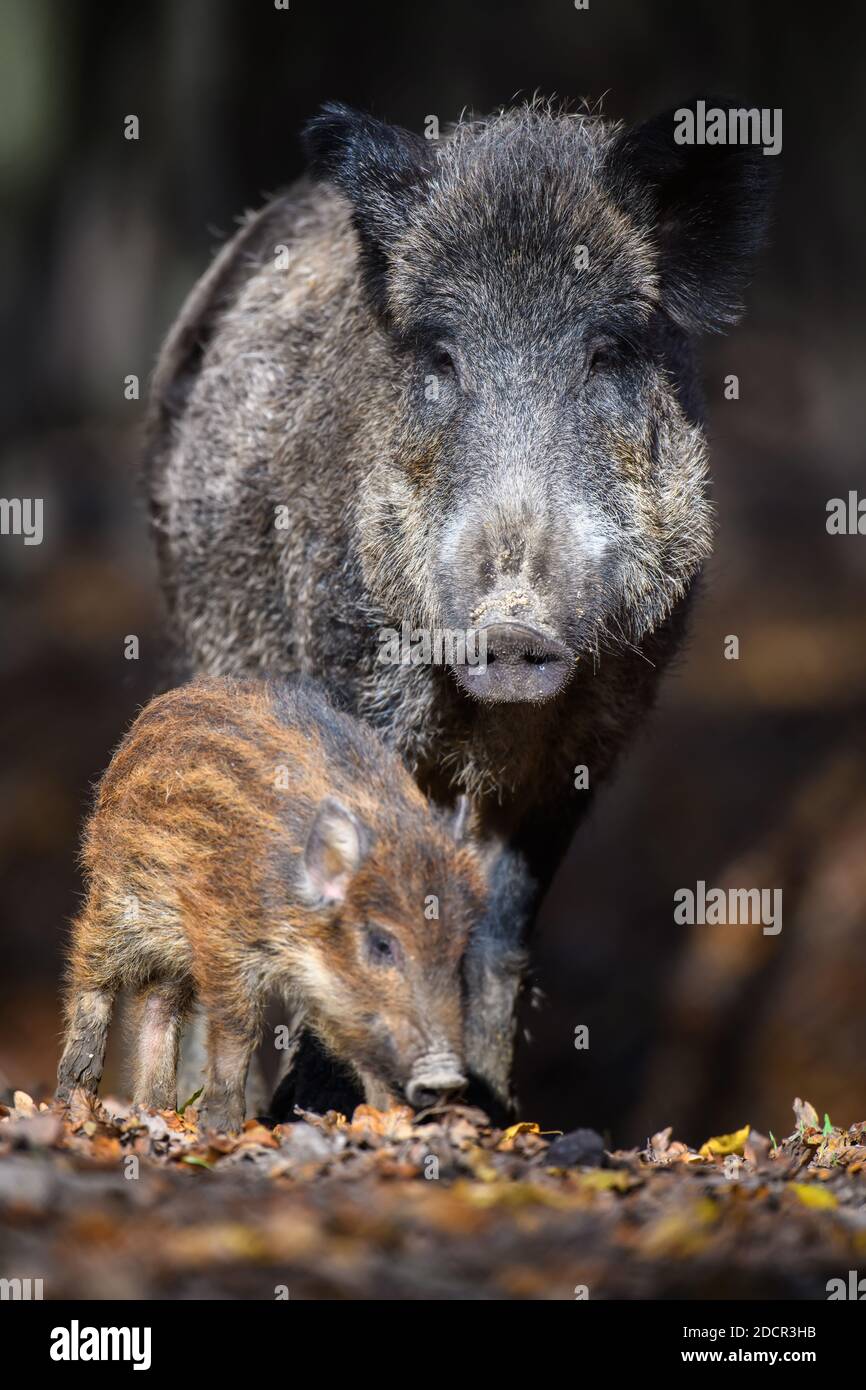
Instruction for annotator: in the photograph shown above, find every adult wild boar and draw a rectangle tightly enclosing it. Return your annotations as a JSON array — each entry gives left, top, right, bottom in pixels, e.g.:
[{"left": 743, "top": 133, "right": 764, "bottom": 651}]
[{"left": 146, "top": 99, "right": 773, "bottom": 1118}]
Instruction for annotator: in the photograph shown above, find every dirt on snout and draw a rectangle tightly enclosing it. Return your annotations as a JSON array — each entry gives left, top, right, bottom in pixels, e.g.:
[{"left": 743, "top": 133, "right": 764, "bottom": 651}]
[{"left": 0, "top": 1091, "right": 864, "bottom": 1300}]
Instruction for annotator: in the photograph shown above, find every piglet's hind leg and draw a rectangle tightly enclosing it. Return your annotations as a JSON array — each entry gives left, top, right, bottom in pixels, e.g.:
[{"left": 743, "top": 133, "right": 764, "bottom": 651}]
[{"left": 133, "top": 979, "right": 192, "bottom": 1111}]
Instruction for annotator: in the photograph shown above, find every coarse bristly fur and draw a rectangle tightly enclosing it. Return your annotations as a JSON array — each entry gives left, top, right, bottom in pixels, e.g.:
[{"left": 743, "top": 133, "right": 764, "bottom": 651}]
[
  {"left": 144, "top": 98, "right": 775, "bottom": 1117},
  {"left": 57, "top": 676, "right": 485, "bottom": 1131}
]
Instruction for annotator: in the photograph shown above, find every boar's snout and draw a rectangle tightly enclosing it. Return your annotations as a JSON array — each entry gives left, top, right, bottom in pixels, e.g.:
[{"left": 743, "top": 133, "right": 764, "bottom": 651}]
[
  {"left": 454, "top": 621, "right": 575, "bottom": 705},
  {"left": 406, "top": 1053, "right": 467, "bottom": 1109}
]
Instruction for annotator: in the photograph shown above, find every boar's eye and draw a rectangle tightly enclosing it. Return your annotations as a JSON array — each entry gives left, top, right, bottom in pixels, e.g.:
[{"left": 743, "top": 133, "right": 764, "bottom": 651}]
[
  {"left": 364, "top": 926, "right": 401, "bottom": 969},
  {"left": 431, "top": 345, "right": 457, "bottom": 380},
  {"left": 586, "top": 340, "right": 619, "bottom": 378}
]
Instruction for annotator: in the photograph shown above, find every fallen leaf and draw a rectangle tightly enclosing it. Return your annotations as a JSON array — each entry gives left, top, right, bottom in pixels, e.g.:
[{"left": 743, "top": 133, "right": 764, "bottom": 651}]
[
  {"left": 349, "top": 1105, "right": 414, "bottom": 1141},
  {"left": 699, "top": 1124, "right": 751, "bottom": 1158},
  {"left": 573, "top": 1169, "right": 636, "bottom": 1193},
  {"left": 744, "top": 1130, "right": 772, "bottom": 1165},
  {"left": 500, "top": 1122, "right": 541, "bottom": 1142},
  {"left": 789, "top": 1183, "right": 838, "bottom": 1210},
  {"left": 794, "top": 1098, "right": 821, "bottom": 1133},
  {"left": 650, "top": 1126, "right": 673, "bottom": 1157},
  {"left": 497, "top": 1121, "right": 560, "bottom": 1153}
]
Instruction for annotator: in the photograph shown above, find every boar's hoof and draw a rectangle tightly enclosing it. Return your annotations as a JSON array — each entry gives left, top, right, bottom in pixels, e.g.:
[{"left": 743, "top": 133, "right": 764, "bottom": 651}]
[{"left": 455, "top": 622, "right": 575, "bottom": 705}]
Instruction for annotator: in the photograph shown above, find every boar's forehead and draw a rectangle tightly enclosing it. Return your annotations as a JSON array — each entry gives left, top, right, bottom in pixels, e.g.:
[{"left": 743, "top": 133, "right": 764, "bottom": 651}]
[{"left": 390, "top": 121, "right": 657, "bottom": 344}]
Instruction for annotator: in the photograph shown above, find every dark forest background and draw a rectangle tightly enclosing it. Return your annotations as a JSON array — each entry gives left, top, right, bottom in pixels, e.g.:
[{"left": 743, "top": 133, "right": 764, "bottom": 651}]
[{"left": 1, "top": 0, "right": 864, "bottom": 1145}]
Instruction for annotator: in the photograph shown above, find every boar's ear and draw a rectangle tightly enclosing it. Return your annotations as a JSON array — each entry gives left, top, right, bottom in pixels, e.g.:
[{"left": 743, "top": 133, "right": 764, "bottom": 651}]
[
  {"left": 302, "top": 796, "right": 371, "bottom": 907},
  {"left": 302, "top": 102, "right": 435, "bottom": 315},
  {"left": 610, "top": 99, "right": 776, "bottom": 333}
]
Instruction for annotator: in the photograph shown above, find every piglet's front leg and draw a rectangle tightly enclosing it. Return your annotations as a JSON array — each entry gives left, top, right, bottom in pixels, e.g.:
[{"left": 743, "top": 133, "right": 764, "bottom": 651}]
[
  {"left": 200, "top": 1011, "right": 257, "bottom": 1134},
  {"left": 356, "top": 1070, "right": 402, "bottom": 1113}
]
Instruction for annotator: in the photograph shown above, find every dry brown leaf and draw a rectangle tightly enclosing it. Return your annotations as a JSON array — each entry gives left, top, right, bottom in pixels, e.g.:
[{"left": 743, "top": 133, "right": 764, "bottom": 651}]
[
  {"left": 793, "top": 1098, "right": 821, "bottom": 1132},
  {"left": 349, "top": 1105, "right": 414, "bottom": 1141}
]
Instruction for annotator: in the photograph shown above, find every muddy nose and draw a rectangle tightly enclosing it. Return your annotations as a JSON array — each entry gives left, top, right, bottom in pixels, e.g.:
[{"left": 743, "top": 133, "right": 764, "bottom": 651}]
[
  {"left": 406, "top": 1065, "right": 466, "bottom": 1110},
  {"left": 455, "top": 621, "right": 576, "bottom": 704}
]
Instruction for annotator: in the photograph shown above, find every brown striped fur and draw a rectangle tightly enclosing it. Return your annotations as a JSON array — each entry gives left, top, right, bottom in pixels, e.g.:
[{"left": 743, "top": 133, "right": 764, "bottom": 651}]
[{"left": 57, "top": 677, "right": 485, "bottom": 1130}]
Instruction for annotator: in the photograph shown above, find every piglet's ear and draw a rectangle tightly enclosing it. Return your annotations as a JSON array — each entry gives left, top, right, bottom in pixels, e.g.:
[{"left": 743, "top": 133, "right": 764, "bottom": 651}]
[
  {"left": 302, "top": 796, "right": 370, "bottom": 906},
  {"left": 302, "top": 102, "right": 435, "bottom": 315},
  {"left": 610, "top": 99, "right": 777, "bottom": 333}
]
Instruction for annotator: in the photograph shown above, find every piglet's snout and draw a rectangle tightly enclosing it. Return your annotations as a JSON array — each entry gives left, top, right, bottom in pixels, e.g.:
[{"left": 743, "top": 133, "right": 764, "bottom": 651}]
[{"left": 406, "top": 1053, "right": 466, "bottom": 1109}]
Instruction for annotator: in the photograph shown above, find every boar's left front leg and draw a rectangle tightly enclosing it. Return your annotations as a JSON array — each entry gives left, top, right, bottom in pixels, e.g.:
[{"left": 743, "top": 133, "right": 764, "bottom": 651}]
[
  {"left": 462, "top": 886, "right": 531, "bottom": 1122},
  {"left": 462, "top": 820, "right": 573, "bottom": 1122}
]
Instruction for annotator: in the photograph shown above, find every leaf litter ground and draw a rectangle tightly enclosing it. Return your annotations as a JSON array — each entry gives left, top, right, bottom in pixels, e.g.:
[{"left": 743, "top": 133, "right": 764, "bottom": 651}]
[{"left": 1, "top": 1092, "right": 864, "bottom": 1298}]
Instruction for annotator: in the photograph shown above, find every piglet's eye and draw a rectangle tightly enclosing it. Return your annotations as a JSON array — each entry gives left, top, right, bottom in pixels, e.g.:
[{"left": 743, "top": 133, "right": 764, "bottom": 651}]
[{"left": 365, "top": 927, "right": 399, "bottom": 968}]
